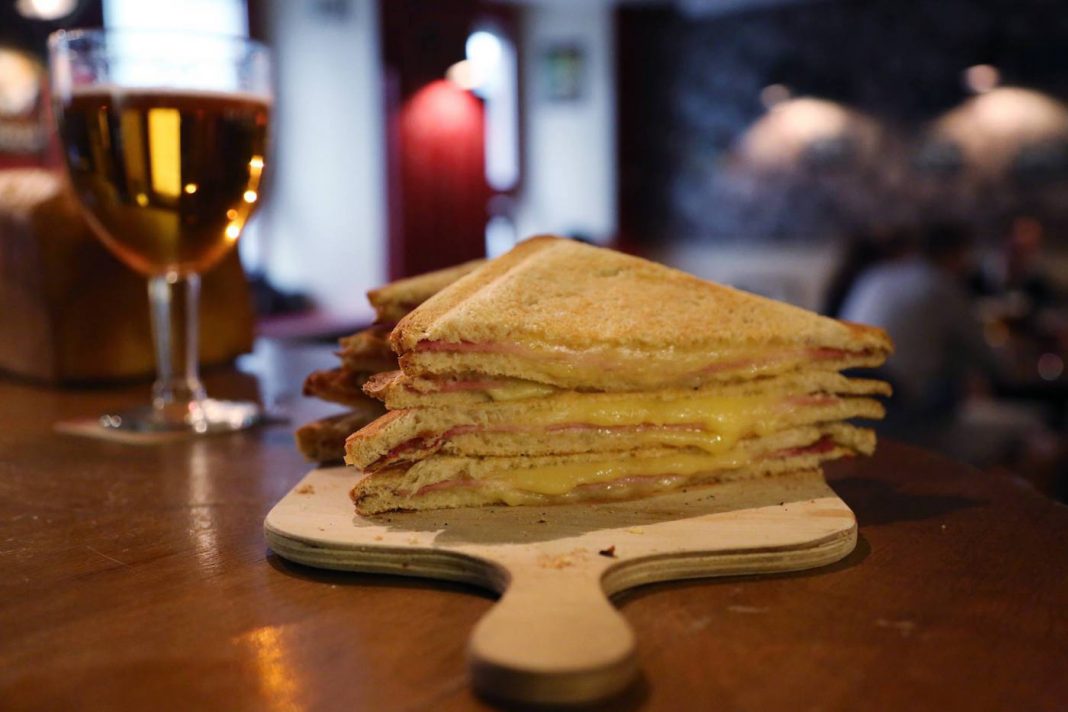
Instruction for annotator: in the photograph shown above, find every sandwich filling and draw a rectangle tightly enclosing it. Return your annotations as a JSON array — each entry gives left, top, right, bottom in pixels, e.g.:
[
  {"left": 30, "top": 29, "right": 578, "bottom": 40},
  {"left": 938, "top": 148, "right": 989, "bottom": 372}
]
[
  {"left": 351, "top": 424, "right": 873, "bottom": 512},
  {"left": 346, "top": 384, "right": 885, "bottom": 471},
  {"left": 352, "top": 392, "right": 884, "bottom": 469},
  {"left": 403, "top": 340, "right": 885, "bottom": 389}
]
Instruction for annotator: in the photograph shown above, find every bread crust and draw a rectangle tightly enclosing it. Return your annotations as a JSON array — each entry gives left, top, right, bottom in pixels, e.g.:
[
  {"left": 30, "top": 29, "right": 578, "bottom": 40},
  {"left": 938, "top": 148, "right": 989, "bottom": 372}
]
[
  {"left": 302, "top": 368, "right": 380, "bottom": 407},
  {"left": 391, "top": 237, "right": 892, "bottom": 367},
  {"left": 368, "top": 259, "right": 485, "bottom": 324},
  {"left": 295, "top": 403, "right": 387, "bottom": 462},
  {"left": 336, "top": 326, "right": 396, "bottom": 372}
]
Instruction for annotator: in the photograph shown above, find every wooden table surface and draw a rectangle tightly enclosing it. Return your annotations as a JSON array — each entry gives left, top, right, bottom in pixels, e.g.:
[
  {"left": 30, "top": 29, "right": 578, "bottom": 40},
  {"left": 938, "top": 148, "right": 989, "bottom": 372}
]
[{"left": 2, "top": 339, "right": 1066, "bottom": 712}]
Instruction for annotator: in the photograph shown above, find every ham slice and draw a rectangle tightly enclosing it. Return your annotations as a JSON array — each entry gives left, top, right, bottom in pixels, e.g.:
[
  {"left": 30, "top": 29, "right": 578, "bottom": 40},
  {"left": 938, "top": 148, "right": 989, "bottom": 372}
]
[{"left": 413, "top": 340, "right": 873, "bottom": 383}]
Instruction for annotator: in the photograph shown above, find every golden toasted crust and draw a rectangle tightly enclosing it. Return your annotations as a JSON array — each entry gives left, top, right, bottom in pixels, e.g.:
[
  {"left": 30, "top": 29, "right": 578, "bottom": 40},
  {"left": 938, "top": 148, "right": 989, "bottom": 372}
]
[
  {"left": 295, "top": 403, "right": 387, "bottom": 462},
  {"left": 362, "top": 370, "right": 402, "bottom": 402},
  {"left": 351, "top": 423, "right": 873, "bottom": 513},
  {"left": 338, "top": 325, "right": 392, "bottom": 354},
  {"left": 303, "top": 368, "right": 379, "bottom": 407},
  {"left": 391, "top": 236, "right": 892, "bottom": 362},
  {"left": 362, "top": 370, "right": 561, "bottom": 408},
  {"left": 367, "top": 259, "right": 485, "bottom": 324},
  {"left": 337, "top": 326, "right": 396, "bottom": 372},
  {"left": 345, "top": 408, "right": 407, "bottom": 457}
]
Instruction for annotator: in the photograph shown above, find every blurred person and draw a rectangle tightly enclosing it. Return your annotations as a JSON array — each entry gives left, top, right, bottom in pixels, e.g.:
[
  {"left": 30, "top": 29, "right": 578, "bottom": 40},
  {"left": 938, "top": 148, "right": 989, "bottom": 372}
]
[
  {"left": 972, "top": 216, "right": 1061, "bottom": 312},
  {"left": 823, "top": 225, "right": 915, "bottom": 317},
  {"left": 839, "top": 223, "right": 1047, "bottom": 467},
  {"left": 971, "top": 216, "right": 1067, "bottom": 371}
]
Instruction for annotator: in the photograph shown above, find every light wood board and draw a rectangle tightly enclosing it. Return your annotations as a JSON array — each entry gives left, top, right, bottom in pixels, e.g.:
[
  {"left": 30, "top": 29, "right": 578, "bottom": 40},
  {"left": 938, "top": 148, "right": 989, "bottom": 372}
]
[{"left": 264, "top": 466, "right": 856, "bottom": 705}]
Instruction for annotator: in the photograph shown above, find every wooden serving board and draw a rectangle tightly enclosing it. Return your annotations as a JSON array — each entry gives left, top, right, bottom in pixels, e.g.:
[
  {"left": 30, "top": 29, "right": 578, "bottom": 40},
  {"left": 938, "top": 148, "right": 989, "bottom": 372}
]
[{"left": 264, "top": 466, "right": 856, "bottom": 705}]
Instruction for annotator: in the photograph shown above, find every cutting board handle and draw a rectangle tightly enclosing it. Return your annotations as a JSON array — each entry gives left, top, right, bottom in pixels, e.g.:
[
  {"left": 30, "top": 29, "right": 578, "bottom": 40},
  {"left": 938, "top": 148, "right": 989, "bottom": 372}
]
[{"left": 467, "top": 565, "right": 637, "bottom": 705}]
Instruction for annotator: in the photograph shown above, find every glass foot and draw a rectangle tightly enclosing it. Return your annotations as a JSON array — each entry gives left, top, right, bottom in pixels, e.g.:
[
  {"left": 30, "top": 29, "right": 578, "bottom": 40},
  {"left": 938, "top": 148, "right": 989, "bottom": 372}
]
[{"left": 98, "top": 399, "right": 262, "bottom": 434}]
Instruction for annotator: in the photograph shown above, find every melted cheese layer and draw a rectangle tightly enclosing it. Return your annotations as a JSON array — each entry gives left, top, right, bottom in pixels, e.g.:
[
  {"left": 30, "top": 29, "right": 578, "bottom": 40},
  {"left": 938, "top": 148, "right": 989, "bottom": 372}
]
[
  {"left": 486, "top": 451, "right": 749, "bottom": 500},
  {"left": 485, "top": 381, "right": 557, "bottom": 401},
  {"left": 484, "top": 394, "right": 783, "bottom": 454}
]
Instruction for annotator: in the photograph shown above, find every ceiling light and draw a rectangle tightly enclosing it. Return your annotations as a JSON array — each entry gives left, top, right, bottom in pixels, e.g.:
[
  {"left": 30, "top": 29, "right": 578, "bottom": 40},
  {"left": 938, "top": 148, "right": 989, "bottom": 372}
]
[
  {"left": 0, "top": 49, "right": 42, "bottom": 115},
  {"left": 16, "top": 0, "right": 77, "bottom": 21},
  {"left": 760, "top": 83, "right": 791, "bottom": 110},
  {"left": 466, "top": 31, "right": 501, "bottom": 71},
  {"left": 446, "top": 60, "right": 478, "bottom": 91},
  {"left": 964, "top": 64, "right": 999, "bottom": 94}
]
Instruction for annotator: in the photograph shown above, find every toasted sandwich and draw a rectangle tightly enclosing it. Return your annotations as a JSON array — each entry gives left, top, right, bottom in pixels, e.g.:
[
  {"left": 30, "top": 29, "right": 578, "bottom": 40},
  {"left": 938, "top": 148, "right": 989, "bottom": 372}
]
[{"left": 348, "top": 236, "right": 892, "bottom": 513}]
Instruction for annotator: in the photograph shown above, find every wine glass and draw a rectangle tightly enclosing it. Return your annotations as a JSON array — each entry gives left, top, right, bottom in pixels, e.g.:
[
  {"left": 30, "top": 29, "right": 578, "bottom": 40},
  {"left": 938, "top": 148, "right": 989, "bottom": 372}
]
[{"left": 48, "top": 29, "right": 271, "bottom": 433}]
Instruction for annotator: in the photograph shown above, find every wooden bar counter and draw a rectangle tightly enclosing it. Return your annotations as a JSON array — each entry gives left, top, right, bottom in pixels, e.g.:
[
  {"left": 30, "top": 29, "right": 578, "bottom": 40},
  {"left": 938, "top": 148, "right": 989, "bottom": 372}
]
[{"left": 2, "top": 339, "right": 1066, "bottom": 711}]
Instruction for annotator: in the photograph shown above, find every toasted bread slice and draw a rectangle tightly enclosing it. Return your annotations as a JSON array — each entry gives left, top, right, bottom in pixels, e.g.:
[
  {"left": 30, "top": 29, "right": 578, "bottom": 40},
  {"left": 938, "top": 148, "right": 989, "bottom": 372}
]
[
  {"left": 336, "top": 326, "right": 397, "bottom": 373},
  {"left": 295, "top": 402, "right": 388, "bottom": 462},
  {"left": 303, "top": 368, "right": 379, "bottom": 407},
  {"left": 368, "top": 258, "right": 485, "bottom": 324},
  {"left": 391, "top": 236, "right": 891, "bottom": 390},
  {"left": 362, "top": 370, "right": 560, "bottom": 408},
  {"left": 351, "top": 423, "right": 873, "bottom": 513},
  {"left": 364, "top": 367, "right": 888, "bottom": 410},
  {"left": 345, "top": 372, "right": 887, "bottom": 470}
]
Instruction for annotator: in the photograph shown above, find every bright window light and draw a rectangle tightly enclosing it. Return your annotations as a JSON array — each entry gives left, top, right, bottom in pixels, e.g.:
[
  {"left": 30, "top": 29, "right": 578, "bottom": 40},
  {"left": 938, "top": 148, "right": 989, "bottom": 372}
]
[
  {"left": 485, "top": 214, "right": 517, "bottom": 258},
  {"left": 466, "top": 31, "right": 502, "bottom": 74},
  {"left": 103, "top": 0, "right": 249, "bottom": 90},
  {"left": 17, "top": 0, "right": 77, "bottom": 21},
  {"left": 105, "top": 0, "right": 247, "bottom": 35},
  {"left": 465, "top": 28, "right": 518, "bottom": 192}
]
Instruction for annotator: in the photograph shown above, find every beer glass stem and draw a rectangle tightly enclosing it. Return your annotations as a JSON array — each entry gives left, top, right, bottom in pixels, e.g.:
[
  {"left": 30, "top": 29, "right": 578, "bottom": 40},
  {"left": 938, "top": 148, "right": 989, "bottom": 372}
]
[{"left": 147, "top": 273, "right": 207, "bottom": 429}]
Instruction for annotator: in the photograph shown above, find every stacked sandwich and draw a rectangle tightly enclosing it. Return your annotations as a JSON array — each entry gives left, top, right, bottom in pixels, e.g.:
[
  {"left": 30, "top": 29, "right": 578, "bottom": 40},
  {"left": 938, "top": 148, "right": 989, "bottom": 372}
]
[
  {"left": 294, "top": 259, "right": 483, "bottom": 462},
  {"left": 345, "top": 236, "right": 892, "bottom": 513}
]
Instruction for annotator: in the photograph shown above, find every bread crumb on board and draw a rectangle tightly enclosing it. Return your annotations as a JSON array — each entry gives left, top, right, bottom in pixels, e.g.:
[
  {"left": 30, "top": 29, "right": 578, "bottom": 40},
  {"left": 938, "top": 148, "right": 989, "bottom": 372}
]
[
  {"left": 295, "top": 484, "right": 315, "bottom": 495},
  {"left": 537, "top": 548, "right": 589, "bottom": 569}
]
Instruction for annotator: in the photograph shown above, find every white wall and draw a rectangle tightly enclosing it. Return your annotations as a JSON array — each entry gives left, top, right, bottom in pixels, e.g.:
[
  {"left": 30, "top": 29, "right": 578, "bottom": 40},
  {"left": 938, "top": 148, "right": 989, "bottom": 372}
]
[
  {"left": 516, "top": 1, "right": 617, "bottom": 243},
  {"left": 251, "top": 0, "right": 386, "bottom": 319},
  {"left": 654, "top": 242, "right": 839, "bottom": 312}
]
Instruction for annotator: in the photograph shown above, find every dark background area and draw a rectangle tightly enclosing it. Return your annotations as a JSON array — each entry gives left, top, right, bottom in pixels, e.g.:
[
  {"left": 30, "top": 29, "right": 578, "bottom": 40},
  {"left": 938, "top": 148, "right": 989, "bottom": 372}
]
[{"left": 618, "top": 0, "right": 1068, "bottom": 246}]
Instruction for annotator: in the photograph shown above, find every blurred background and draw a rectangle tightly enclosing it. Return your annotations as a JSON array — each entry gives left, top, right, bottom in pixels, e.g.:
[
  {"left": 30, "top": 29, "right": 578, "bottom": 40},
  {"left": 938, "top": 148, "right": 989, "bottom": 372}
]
[{"left": 1, "top": 0, "right": 1066, "bottom": 496}]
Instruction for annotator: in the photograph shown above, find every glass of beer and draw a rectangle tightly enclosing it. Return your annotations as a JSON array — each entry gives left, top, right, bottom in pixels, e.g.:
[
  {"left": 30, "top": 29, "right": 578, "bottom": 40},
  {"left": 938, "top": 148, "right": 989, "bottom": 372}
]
[{"left": 48, "top": 29, "right": 271, "bottom": 433}]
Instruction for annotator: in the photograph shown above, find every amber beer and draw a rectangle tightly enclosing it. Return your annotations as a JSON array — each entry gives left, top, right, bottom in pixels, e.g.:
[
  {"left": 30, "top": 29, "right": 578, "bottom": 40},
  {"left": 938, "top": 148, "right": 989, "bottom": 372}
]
[{"left": 57, "top": 88, "right": 270, "bottom": 276}]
